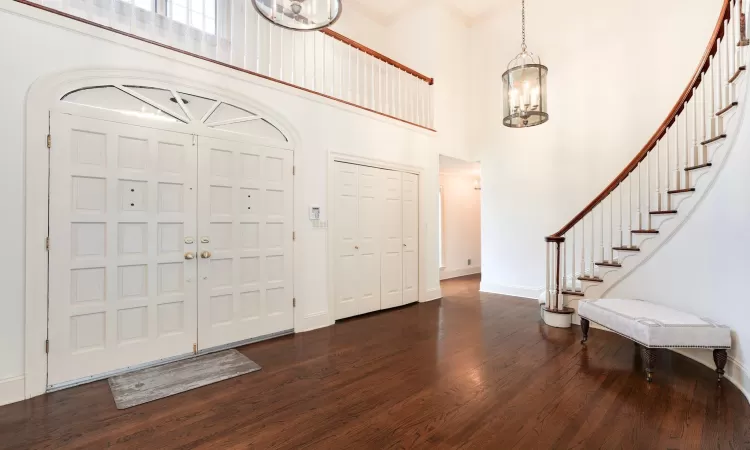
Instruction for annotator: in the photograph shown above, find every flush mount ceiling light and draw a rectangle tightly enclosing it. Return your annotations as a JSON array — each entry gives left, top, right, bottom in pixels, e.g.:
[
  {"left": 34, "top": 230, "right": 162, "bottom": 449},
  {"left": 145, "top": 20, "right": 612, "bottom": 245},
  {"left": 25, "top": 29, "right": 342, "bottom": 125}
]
[
  {"left": 252, "top": 0, "right": 343, "bottom": 31},
  {"left": 502, "top": 0, "right": 549, "bottom": 128}
]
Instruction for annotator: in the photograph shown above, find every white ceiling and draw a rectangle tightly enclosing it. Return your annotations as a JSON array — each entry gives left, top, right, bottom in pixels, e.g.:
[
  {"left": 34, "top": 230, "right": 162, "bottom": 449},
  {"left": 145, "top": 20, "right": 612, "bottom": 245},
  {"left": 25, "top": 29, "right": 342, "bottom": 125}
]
[{"left": 346, "top": 0, "right": 507, "bottom": 25}]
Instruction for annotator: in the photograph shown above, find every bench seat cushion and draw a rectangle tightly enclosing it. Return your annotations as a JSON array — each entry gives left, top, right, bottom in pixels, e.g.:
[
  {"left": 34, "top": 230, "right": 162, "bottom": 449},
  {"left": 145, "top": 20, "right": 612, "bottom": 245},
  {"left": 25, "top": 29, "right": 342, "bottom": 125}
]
[{"left": 578, "top": 299, "right": 731, "bottom": 349}]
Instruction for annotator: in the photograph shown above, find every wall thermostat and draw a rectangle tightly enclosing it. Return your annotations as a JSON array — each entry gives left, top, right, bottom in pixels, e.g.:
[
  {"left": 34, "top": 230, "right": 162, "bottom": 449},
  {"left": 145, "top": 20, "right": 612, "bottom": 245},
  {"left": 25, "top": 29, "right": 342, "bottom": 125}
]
[{"left": 309, "top": 205, "right": 321, "bottom": 220}]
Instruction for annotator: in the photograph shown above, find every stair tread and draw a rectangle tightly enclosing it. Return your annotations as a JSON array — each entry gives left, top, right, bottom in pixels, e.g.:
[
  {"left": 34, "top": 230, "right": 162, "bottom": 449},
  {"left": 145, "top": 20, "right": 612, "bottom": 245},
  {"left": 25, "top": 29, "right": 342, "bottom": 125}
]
[
  {"left": 561, "top": 290, "right": 585, "bottom": 297},
  {"left": 729, "top": 65, "right": 746, "bottom": 83},
  {"left": 595, "top": 261, "right": 622, "bottom": 267},
  {"left": 685, "top": 162, "right": 713, "bottom": 171},
  {"left": 632, "top": 229, "right": 659, "bottom": 234},
  {"left": 668, "top": 188, "right": 696, "bottom": 194},
  {"left": 650, "top": 210, "right": 678, "bottom": 215},
  {"left": 700, "top": 134, "right": 726, "bottom": 146},
  {"left": 717, "top": 102, "right": 739, "bottom": 116},
  {"left": 578, "top": 275, "right": 603, "bottom": 282},
  {"left": 613, "top": 246, "right": 640, "bottom": 251}
]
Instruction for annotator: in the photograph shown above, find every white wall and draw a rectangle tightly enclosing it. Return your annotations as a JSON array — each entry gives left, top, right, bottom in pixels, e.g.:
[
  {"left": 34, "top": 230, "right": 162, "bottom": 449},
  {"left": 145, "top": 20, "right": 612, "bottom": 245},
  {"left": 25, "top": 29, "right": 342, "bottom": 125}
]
[
  {"left": 608, "top": 95, "right": 750, "bottom": 399},
  {"left": 0, "top": 3, "right": 444, "bottom": 401},
  {"left": 474, "top": 0, "right": 724, "bottom": 298},
  {"left": 440, "top": 173, "right": 481, "bottom": 280},
  {"left": 329, "top": 3, "right": 390, "bottom": 54}
]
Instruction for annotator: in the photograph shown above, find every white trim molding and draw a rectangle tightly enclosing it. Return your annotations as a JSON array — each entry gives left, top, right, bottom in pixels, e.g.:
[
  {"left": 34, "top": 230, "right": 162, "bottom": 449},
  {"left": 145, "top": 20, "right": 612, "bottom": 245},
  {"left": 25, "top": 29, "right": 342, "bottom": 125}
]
[
  {"left": 425, "top": 287, "right": 443, "bottom": 302},
  {"left": 479, "top": 282, "right": 544, "bottom": 300},
  {"left": 440, "top": 266, "right": 480, "bottom": 280},
  {"left": 0, "top": 376, "right": 25, "bottom": 407}
]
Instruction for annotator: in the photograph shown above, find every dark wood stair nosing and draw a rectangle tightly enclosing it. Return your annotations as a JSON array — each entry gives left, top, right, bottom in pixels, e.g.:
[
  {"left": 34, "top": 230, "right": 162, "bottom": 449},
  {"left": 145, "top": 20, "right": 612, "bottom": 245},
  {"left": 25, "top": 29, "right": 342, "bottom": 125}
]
[
  {"left": 668, "top": 188, "right": 696, "bottom": 194},
  {"left": 613, "top": 246, "right": 640, "bottom": 252},
  {"left": 595, "top": 261, "right": 622, "bottom": 268},
  {"left": 717, "top": 102, "right": 739, "bottom": 116},
  {"left": 561, "top": 290, "right": 585, "bottom": 297},
  {"left": 649, "top": 210, "right": 678, "bottom": 215},
  {"left": 728, "top": 65, "right": 746, "bottom": 83},
  {"left": 632, "top": 229, "right": 659, "bottom": 234},
  {"left": 685, "top": 162, "right": 713, "bottom": 172},
  {"left": 700, "top": 134, "right": 726, "bottom": 146},
  {"left": 577, "top": 276, "right": 603, "bottom": 282}
]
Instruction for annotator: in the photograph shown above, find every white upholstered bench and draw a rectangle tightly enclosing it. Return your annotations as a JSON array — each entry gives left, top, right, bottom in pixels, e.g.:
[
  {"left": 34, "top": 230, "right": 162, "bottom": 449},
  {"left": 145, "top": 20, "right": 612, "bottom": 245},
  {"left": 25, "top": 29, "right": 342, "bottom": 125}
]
[{"left": 578, "top": 299, "right": 731, "bottom": 382}]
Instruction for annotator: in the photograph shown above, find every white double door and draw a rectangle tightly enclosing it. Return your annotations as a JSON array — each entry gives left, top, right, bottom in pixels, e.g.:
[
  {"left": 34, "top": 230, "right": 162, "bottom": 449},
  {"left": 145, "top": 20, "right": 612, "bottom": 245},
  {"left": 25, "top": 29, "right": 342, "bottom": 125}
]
[
  {"left": 333, "top": 162, "right": 418, "bottom": 320},
  {"left": 48, "top": 114, "right": 293, "bottom": 387}
]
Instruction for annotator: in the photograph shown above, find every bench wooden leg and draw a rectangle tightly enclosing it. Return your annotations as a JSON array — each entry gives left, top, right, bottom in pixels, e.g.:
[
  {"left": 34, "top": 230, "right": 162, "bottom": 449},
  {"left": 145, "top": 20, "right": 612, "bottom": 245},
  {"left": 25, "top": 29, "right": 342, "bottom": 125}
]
[
  {"left": 713, "top": 349, "right": 728, "bottom": 382},
  {"left": 641, "top": 346, "right": 656, "bottom": 382},
  {"left": 580, "top": 318, "right": 590, "bottom": 344}
]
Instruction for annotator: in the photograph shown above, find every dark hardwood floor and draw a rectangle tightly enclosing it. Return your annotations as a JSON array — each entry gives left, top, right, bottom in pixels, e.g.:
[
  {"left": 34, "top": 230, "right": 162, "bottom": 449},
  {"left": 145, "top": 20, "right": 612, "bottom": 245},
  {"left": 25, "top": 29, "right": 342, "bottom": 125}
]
[{"left": 1, "top": 275, "right": 749, "bottom": 449}]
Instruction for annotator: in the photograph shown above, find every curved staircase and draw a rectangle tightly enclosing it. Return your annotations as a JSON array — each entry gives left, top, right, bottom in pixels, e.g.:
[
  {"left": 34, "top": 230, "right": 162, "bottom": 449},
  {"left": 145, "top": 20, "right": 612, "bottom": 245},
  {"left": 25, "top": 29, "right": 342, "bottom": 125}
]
[{"left": 541, "top": 0, "right": 749, "bottom": 328}]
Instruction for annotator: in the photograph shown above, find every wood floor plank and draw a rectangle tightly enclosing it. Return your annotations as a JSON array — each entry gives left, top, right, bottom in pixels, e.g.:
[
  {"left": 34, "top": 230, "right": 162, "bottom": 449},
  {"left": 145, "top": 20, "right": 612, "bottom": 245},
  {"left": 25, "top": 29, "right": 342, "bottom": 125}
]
[{"left": 0, "top": 275, "right": 748, "bottom": 449}]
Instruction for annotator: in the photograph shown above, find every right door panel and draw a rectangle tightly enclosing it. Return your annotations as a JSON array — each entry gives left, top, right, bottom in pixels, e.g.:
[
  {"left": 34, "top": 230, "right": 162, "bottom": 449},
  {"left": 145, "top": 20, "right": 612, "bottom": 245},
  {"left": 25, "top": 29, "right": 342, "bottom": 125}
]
[
  {"left": 402, "top": 172, "right": 419, "bottom": 304},
  {"left": 381, "top": 170, "right": 403, "bottom": 309}
]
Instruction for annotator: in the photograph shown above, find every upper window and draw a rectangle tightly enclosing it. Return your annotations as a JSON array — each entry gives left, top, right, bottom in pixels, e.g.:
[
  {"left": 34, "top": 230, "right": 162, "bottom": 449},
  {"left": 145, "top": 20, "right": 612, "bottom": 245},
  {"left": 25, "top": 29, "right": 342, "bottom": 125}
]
[
  {"left": 130, "top": 0, "right": 218, "bottom": 35},
  {"left": 61, "top": 85, "right": 288, "bottom": 142}
]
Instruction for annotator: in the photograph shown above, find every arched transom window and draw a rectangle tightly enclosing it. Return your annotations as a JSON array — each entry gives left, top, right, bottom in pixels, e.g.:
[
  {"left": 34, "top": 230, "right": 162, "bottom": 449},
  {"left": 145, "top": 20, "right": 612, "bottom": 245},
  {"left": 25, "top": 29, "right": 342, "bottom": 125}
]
[{"left": 61, "top": 85, "right": 287, "bottom": 142}]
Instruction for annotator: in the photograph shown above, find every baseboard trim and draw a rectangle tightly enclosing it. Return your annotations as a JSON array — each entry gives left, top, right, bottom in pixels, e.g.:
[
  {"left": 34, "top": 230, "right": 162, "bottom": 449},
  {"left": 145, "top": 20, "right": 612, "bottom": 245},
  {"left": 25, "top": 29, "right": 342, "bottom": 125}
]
[
  {"left": 672, "top": 348, "right": 750, "bottom": 405},
  {"left": 298, "top": 311, "right": 330, "bottom": 333},
  {"left": 424, "top": 287, "right": 442, "bottom": 302},
  {"left": 479, "top": 282, "right": 543, "bottom": 300},
  {"left": 440, "top": 266, "right": 480, "bottom": 280},
  {"left": 0, "top": 376, "right": 25, "bottom": 407}
]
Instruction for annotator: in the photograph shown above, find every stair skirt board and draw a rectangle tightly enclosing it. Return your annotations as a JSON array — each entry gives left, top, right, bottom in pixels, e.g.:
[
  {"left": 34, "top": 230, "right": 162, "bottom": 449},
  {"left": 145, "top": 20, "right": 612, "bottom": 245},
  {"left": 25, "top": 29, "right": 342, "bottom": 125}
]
[{"left": 47, "top": 330, "right": 292, "bottom": 392}]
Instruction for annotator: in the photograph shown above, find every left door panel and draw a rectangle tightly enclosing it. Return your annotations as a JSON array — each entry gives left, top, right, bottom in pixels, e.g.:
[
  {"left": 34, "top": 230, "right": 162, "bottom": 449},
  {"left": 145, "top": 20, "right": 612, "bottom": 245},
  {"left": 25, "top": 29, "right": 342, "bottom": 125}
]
[{"left": 48, "top": 114, "right": 198, "bottom": 387}]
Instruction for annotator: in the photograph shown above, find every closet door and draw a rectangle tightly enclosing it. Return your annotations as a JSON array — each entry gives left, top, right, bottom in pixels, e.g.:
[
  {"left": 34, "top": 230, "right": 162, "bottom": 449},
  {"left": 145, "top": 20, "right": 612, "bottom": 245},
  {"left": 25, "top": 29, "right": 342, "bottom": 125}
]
[
  {"left": 381, "top": 170, "right": 404, "bottom": 309},
  {"left": 333, "top": 162, "right": 384, "bottom": 319},
  {"left": 402, "top": 172, "right": 419, "bottom": 304},
  {"left": 357, "top": 166, "right": 385, "bottom": 315}
]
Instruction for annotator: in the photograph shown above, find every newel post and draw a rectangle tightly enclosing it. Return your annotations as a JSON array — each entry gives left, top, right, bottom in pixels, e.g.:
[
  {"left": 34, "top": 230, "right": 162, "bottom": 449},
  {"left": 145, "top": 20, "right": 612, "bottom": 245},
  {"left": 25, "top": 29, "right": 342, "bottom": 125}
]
[
  {"left": 543, "top": 236, "right": 574, "bottom": 328},
  {"left": 740, "top": 0, "right": 749, "bottom": 47}
]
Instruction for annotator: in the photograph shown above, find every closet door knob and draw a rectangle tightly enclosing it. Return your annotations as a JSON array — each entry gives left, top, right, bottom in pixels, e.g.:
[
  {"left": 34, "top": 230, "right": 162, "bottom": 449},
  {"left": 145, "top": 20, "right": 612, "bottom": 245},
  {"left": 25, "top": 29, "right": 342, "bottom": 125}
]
[
  {"left": 184, "top": 252, "right": 195, "bottom": 260},
  {"left": 355, "top": 246, "right": 359, "bottom": 250},
  {"left": 201, "top": 251, "right": 212, "bottom": 259}
]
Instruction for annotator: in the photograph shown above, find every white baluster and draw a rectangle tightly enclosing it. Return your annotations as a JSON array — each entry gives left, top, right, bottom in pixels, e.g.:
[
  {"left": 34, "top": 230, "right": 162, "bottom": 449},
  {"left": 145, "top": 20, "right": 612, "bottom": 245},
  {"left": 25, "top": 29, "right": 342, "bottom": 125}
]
[
  {"left": 665, "top": 125, "right": 671, "bottom": 209},
  {"left": 371, "top": 56, "right": 376, "bottom": 110},
  {"left": 693, "top": 87, "right": 699, "bottom": 169},
  {"left": 571, "top": 226, "right": 576, "bottom": 290},
  {"left": 256, "top": 14, "right": 261, "bottom": 73},
  {"left": 546, "top": 243, "right": 550, "bottom": 308},
  {"left": 355, "top": 50, "right": 360, "bottom": 105},
  {"left": 340, "top": 42, "right": 344, "bottom": 99},
  {"left": 686, "top": 100, "right": 692, "bottom": 187},
  {"left": 268, "top": 15, "right": 273, "bottom": 76},
  {"left": 600, "top": 203, "right": 604, "bottom": 264},
  {"left": 581, "top": 214, "right": 586, "bottom": 277},
  {"left": 619, "top": 182, "right": 623, "bottom": 248},
  {"left": 637, "top": 161, "right": 642, "bottom": 230},
  {"left": 563, "top": 238, "right": 567, "bottom": 292},
  {"left": 725, "top": 20, "right": 732, "bottom": 105},
  {"left": 628, "top": 173, "right": 633, "bottom": 248},
  {"left": 656, "top": 139, "right": 661, "bottom": 210},
  {"left": 609, "top": 194, "right": 614, "bottom": 262},
  {"left": 590, "top": 212, "right": 595, "bottom": 276},
  {"left": 647, "top": 150, "right": 652, "bottom": 229},
  {"left": 675, "top": 113, "right": 681, "bottom": 192}
]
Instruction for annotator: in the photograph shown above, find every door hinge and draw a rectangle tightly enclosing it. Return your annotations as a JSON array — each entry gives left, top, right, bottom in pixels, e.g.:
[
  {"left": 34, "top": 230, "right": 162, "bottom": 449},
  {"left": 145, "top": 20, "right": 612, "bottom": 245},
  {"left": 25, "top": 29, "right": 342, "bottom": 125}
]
[
  {"left": 193, "top": 343, "right": 197, "bottom": 354},
  {"left": 293, "top": 298, "right": 296, "bottom": 307},
  {"left": 46, "top": 134, "right": 51, "bottom": 149},
  {"left": 45, "top": 339, "right": 49, "bottom": 354},
  {"left": 192, "top": 135, "right": 196, "bottom": 146},
  {"left": 45, "top": 237, "right": 50, "bottom": 250},
  {"left": 293, "top": 166, "right": 296, "bottom": 176},
  {"left": 293, "top": 231, "right": 296, "bottom": 241}
]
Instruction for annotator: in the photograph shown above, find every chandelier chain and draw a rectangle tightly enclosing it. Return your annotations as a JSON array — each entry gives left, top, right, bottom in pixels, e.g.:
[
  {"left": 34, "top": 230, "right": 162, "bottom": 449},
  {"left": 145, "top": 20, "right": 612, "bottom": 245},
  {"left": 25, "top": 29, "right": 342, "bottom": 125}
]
[{"left": 521, "top": 0, "right": 526, "bottom": 52}]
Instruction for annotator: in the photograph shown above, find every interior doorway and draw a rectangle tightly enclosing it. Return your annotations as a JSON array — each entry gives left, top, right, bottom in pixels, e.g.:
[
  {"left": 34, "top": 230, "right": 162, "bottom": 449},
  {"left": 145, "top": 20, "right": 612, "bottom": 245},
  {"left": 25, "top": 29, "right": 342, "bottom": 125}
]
[{"left": 438, "top": 155, "right": 482, "bottom": 281}]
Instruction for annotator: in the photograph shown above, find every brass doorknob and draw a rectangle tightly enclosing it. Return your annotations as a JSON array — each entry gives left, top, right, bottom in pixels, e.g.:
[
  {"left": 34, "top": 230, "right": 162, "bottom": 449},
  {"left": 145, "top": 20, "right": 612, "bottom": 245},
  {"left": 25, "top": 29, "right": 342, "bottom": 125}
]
[
  {"left": 184, "top": 252, "right": 195, "bottom": 260},
  {"left": 201, "top": 251, "right": 212, "bottom": 259},
  {"left": 355, "top": 246, "right": 359, "bottom": 250}
]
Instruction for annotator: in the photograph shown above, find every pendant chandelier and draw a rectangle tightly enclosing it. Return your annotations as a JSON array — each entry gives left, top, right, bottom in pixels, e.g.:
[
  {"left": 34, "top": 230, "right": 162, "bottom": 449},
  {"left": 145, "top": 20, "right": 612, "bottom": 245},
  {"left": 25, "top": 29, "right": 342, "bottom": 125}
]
[
  {"left": 502, "top": 0, "right": 548, "bottom": 128},
  {"left": 252, "top": 0, "right": 343, "bottom": 31}
]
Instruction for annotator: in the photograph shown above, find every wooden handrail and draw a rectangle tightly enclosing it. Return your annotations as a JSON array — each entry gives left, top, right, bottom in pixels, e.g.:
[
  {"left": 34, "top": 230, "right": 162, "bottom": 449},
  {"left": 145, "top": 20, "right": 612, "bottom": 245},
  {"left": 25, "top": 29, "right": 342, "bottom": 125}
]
[
  {"left": 548, "top": 0, "right": 732, "bottom": 239},
  {"left": 320, "top": 28, "right": 434, "bottom": 85},
  {"left": 12, "top": 0, "right": 436, "bottom": 131}
]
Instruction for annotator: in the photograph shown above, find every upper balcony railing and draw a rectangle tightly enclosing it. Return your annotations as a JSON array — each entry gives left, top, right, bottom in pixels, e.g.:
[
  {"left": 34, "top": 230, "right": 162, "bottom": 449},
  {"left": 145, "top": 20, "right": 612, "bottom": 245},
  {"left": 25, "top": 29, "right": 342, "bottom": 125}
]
[{"left": 16, "top": 0, "right": 435, "bottom": 131}]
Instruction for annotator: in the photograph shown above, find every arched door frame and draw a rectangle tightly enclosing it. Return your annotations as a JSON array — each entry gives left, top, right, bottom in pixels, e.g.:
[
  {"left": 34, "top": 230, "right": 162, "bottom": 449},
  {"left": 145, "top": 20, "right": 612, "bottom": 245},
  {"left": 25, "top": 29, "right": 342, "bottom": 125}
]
[{"left": 24, "top": 68, "right": 301, "bottom": 399}]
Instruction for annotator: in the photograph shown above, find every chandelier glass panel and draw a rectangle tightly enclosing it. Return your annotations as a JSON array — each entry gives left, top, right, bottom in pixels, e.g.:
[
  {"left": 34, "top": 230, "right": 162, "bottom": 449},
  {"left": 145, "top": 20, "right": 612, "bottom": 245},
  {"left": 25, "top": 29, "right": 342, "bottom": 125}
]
[
  {"left": 502, "top": 0, "right": 549, "bottom": 128},
  {"left": 252, "top": 0, "right": 343, "bottom": 31}
]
